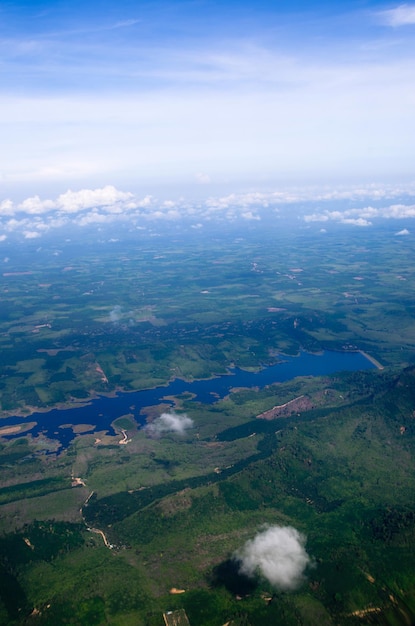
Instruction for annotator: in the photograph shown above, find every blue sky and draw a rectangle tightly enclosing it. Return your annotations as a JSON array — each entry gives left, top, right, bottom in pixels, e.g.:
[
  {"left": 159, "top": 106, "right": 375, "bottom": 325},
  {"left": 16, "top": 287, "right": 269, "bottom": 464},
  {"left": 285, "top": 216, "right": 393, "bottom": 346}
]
[{"left": 1, "top": 0, "right": 415, "bottom": 220}]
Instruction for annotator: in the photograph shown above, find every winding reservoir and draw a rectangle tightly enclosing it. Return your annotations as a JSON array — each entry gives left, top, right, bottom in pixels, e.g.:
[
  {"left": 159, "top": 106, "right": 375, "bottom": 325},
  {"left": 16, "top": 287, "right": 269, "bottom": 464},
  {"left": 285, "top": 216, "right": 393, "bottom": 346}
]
[{"left": 2, "top": 350, "right": 376, "bottom": 450}]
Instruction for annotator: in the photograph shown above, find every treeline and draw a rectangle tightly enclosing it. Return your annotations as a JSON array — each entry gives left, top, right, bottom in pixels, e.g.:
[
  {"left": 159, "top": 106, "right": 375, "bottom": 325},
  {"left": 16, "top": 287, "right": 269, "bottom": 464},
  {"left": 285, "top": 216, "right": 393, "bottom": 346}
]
[
  {"left": 83, "top": 444, "right": 277, "bottom": 530},
  {"left": 0, "top": 476, "right": 70, "bottom": 506}
]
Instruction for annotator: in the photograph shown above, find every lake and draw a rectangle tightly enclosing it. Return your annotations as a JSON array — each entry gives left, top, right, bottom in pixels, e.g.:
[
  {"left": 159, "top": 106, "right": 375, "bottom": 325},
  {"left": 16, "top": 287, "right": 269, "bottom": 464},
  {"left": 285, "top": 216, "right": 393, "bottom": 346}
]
[{"left": 1, "top": 350, "right": 376, "bottom": 451}]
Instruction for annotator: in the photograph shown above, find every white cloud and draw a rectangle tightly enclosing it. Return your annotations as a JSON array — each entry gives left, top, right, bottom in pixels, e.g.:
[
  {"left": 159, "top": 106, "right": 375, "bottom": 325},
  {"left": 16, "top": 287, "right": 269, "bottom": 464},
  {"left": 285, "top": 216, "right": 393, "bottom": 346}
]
[
  {"left": 395, "top": 228, "right": 410, "bottom": 235},
  {"left": 340, "top": 218, "right": 372, "bottom": 226},
  {"left": 19, "top": 196, "right": 55, "bottom": 214},
  {"left": 4, "top": 218, "right": 24, "bottom": 232},
  {"left": 112, "top": 19, "right": 141, "bottom": 29},
  {"left": 235, "top": 525, "right": 311, "bottom": 591},
  {"left": 75, "top": 211, "right": 116, "bottom": 226},
  {"left": 145, "top": 411, "right": 194, "bottom": 436},
  {"left": 1, "top": 182, "right": 415, "bottom": 238},
  {"left": 0, "top": 235, "right": 7, "bottom": 242},
  {"left": 23, "top": 231, "right": 41, "bottom": 239},
  {"left": 17, "top": 185, "right": 134, "bottom": 215},
  {"left": 304, "top": 213, "right": 329, "bottom": 223},
  {"left": 0, "top": 200, "right": 14, "bottom": 216},
  {"left": 386, "top": 203, "right": 415, "bottom": 218},
  {"left": 109, "top": 305, "right": 122, "bottom": 322},
  {"left": 207, "top": 184, "right": 415, "bottom": 213},
  {"left": 241, "top": 211, "right": 260, "bottom": 221},
  {"left": 2, "top": 46, "right": 415, "bottom": 188},
  {"left": 1, "top": 1, "right": 415, "bottom": 189},
  {"left": 378, "top": 4, "right": 415, "bottom": 26},
  {"left": 304, "top": 202, "right": 415, "bottom": 226},
  {"left": 195, "top": 173, "right": 211, "bottom": 184}
]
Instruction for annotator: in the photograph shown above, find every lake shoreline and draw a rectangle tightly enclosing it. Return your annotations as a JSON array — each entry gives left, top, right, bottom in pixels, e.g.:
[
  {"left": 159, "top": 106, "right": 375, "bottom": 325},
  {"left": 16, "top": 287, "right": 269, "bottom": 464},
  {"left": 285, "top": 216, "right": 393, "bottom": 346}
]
[
  {"left": 0, "top": 349, "right": 383, "bottom": 421},
  {"left": 358, "top": 350, "right": 384, "bottom": 370},
  {"left": 0, "top": 349, "right": 378, "bottom": 450}
]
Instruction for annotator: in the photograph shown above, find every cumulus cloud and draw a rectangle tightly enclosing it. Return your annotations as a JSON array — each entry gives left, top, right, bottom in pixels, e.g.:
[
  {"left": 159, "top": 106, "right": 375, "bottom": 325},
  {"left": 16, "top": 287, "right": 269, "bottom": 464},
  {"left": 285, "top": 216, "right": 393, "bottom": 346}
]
[
  {"left": 145, "top": 411, "right": 194, "bottom": 436},
  {"left": 2, "top": 182, "right": 415, "bottom": 239},
  {"left": 18, "top": 185, "right": 134, "bottom": 215},
  {"left": 19, "top": 196, "right": 55, "bottom": 214},
  {"left": 23, "top": 230, "right": 41, "bottom": 239},
  {"left": 395, "top": 228, "right": 410, "bottom": 235},
  {"left": 205, "top": 191, "right": 274, "bottom": 212},
  {"left": 0, "top": 199, "right": 14, "bottom": 215},
  {"left": 109, "top": 305, "right": 122, "bottom": 322},
  {"left": 304, "top": 203, "right": 415, "bottom": 226},
  {"left": 241, "top": 211, "right": 260, "bottom": 221},
  {"left": 340, "top": 217, "right": 371, "bottom": 226},
  {"left": 195, "top": 172, "right": 211, "bottom": 184},
  {"left": 304, "top": 212, "right": 372, "bottom": 226},
  {"left": 234, "top": 525, "right": 311, "bottom": 591},
  {"left": 205, "top": 183, "right": 415, "bottom": 213},
  {"left": 386, "top": 203, "right": 415, "bottom": 218}
]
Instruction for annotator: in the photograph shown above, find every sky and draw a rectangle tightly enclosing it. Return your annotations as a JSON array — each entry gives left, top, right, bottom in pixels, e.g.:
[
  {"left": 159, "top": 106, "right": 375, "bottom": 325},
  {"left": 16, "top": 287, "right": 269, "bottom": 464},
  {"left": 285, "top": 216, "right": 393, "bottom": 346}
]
[{"left": 1, "top": 0, "right": 415, "bottom": 237}]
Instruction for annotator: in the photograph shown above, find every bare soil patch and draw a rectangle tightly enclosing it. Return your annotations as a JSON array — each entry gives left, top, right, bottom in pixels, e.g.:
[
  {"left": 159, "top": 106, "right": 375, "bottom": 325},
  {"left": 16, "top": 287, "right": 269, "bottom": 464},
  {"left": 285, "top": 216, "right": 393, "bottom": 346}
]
[{"left": 257, "top": 395, "right": 314, "bottom": 420}]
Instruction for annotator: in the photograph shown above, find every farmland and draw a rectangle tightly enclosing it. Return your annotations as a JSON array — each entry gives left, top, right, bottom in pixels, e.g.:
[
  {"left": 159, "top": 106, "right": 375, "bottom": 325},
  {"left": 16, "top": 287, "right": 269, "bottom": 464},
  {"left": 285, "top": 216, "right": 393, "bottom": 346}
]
[{"left": 0, "top": 221, "right": 415, "bottom": 624}]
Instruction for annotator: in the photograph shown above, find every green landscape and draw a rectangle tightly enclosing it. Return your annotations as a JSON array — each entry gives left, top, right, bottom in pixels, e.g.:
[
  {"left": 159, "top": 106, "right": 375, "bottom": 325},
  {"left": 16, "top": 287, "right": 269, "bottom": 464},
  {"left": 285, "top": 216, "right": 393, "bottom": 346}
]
[{"left": 1, "top": 223, "right": 415, "bottom": 625}]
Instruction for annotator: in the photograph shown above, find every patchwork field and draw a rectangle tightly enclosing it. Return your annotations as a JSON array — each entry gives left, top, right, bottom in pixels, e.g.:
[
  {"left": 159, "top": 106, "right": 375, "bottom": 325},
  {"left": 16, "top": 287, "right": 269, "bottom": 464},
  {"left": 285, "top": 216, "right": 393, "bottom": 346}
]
[
  {"left": 1, "top": 223, "right": 415, "bottom": 624},
  {"left": 1, "top": 225, "right": 415, "bottom": 417}
]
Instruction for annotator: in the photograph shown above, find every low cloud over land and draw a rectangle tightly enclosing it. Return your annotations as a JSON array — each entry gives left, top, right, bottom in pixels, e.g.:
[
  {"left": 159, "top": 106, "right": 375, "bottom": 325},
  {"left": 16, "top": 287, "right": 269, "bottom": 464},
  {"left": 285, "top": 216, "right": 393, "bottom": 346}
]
[
  {"left": 235, "top": 525, "right": 311, "bottom": 591},
  {"left": 303, "top": 203, "right": 415, "bottom": 227},
  {"left": 109, "top": 305, "right": 122, "bottom": 322},
  {"left": 1, "top": 182, "right": 415, "bottom": 241},
  {"left": 145, "top": 411, "right": 194, "bottom": 436}
]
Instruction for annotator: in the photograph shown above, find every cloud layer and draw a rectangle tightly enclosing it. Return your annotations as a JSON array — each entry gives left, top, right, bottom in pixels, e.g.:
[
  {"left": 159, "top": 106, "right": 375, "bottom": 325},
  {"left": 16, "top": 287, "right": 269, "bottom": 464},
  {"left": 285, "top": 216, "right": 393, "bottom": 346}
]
[
  {"left": 145, "top": 411, "right": 194, "bottom": 436},
  {"left": 235, "top": 525, "right": 311, "bottom": 591},
  {"left": 303, "top": 202, "right": 415, "bottom": 226},
  {"left": 1, "top": 182, "right": 415, "bottom": 241}
]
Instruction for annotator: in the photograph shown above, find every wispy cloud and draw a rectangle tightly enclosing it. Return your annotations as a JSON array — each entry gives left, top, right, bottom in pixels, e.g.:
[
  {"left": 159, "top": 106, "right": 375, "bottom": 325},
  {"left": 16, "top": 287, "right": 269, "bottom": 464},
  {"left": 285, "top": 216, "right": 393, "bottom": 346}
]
[
  {"left": 0, "top": 2, "right": 415, "bottom": 189},
  {"left": 112, "top": 19, "right": 141, "bottom": 30},
  {"left": 378, "top": 4, "right": 415, "bottom": 26}
]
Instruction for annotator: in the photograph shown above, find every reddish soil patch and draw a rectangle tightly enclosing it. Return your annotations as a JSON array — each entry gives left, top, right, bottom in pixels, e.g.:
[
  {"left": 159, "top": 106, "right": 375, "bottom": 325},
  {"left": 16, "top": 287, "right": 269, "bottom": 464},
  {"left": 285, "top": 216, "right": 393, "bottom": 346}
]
[{"left": 257, "top": 395, "right": 314, "bottom": 420}]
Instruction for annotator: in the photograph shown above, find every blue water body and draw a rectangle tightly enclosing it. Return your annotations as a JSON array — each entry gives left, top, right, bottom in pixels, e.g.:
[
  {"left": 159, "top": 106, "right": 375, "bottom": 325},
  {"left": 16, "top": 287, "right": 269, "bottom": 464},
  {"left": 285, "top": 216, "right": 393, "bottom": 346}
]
[{"left": 2, "top": 351, "right": 376, "bottom": 451}]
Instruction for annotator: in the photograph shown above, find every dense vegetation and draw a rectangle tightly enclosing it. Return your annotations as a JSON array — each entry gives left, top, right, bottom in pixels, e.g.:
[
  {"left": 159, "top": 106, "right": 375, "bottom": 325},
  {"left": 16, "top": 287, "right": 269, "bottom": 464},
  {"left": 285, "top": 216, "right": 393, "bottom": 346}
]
[
  {"left": 1, "top": 225, "right": 415, "bottom": 624},
  {"left": 0, "top": 365, "right": 414, "bottom": 624},
  {"left": 1, "top": 224, "right": 415, "bottom": 415}
]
